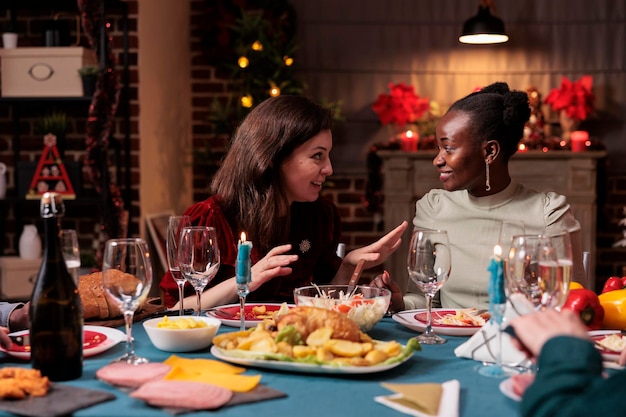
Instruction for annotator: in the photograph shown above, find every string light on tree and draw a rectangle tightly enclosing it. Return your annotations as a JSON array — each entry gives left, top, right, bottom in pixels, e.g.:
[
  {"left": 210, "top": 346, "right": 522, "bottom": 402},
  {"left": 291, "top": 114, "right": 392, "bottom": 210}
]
[
  {"left": 283, "top": 56, "right": 294, "bottom": 66},
  {"left": 241, "top": 94, "right": 253, "bottom": 108},
  {"left": 251, "top": 40, "right": 263, "bottom": 51},
  {"left": 238, "top": 56, "right": 249, "bottom": 69},
  {"left": 269, "top": 83, "right": 281, "bottom": 97}
]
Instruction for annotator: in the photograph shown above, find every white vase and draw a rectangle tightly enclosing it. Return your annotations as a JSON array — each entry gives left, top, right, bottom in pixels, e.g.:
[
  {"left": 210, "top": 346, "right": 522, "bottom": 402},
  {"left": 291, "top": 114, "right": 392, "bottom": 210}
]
[
  {"left": 2, "top": 33, "right": 18, "bottom": 49},
  {"left": 0, "top": 162, "right": 6, "bottom": 199},
  {"left": 19, "top": 225, "right": 42, "bottom": 260}
]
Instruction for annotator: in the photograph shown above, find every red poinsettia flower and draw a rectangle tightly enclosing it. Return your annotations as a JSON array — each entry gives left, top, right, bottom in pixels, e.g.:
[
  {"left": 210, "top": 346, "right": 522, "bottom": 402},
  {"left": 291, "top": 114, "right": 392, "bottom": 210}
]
[
  {"left": 371, "top": 83, "right": 430, "bottom": 128},
  {"left": 544, "top": 75, "right": 595, "bottom": 121}
]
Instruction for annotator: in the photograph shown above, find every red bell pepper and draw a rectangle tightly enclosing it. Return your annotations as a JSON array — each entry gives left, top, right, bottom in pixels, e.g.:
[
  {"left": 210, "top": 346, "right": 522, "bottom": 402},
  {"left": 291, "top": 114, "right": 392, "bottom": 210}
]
[
  {"left": 561, "top": 288, "right": 605, "bottom": 330},
  {"left": 602, "top": 276, "right": 624, "bottom": 293},
  {"left": 621, "top": 276, "right": 626, "bottom": 287}
]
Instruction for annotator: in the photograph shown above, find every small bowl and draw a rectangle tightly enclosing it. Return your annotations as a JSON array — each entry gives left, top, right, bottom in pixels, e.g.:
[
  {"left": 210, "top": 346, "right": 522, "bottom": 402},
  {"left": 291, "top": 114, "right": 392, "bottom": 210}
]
[
  {"left": 293, "top": 285, "right": 391, "bottom": 331},
  {"left": 143, "top": 315, "right": 221, "bottom": 352}
]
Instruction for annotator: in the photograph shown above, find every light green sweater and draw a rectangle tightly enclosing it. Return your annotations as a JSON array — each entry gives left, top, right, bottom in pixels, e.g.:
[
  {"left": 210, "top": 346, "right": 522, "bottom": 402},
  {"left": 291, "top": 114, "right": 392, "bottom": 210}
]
[{"left": 405, "top": 181, "right": 582, "bottom": 311}]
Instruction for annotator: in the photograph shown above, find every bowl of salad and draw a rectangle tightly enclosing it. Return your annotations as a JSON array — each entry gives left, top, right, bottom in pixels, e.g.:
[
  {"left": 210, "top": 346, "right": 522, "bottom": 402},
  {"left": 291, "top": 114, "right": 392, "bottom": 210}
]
[{"left": 293, "top": 285, "right": 391, "bottom": 331}]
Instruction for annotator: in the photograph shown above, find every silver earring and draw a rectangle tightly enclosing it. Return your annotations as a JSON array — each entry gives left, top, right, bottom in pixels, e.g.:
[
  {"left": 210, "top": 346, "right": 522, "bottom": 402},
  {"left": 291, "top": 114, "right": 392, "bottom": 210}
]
[{"left": 485, "top": 161, "right": 491, "bottom": 192}]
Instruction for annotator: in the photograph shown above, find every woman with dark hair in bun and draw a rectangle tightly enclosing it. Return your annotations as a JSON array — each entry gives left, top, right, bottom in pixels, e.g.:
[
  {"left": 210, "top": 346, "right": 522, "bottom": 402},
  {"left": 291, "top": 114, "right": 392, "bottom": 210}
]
[{"left": 398, "top": 82, "right": 585, "bottom": 311}]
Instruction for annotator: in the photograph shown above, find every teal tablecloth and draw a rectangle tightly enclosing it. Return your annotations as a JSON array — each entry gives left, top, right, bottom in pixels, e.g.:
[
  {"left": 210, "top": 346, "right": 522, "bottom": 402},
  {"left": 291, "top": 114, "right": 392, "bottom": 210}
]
[{"left": 0, "top": 317, "right": 521, "bottom": 417}]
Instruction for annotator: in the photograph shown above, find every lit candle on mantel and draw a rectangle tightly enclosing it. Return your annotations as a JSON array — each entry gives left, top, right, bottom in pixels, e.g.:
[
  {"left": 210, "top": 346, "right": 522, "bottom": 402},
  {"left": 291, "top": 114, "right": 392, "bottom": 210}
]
[
  {"left": 236, "top": 232, "right": 252, "bottom": 284},
  {"left": 487, "top": 244, "right": 506, "bottom": 307},
  {"left": 400, "top": 129, "right": 419, "bottom": 152},
  {"left": 570, "top": 130, "right": 589, "bottom": 152}
]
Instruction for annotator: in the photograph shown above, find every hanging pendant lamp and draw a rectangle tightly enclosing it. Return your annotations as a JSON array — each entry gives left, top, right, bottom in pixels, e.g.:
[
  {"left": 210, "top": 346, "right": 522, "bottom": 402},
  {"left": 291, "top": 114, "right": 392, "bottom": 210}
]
[{"left": 459, "top": 0, "right": 509, "bottom": 44}]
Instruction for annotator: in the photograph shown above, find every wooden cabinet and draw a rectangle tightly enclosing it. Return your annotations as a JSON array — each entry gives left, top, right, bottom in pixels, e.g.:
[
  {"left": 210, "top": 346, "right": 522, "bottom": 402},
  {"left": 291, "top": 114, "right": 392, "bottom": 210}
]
[
  {"left": 0, "top": 256, "right": 40, "bottom": 301},
  {"left": 378, "top": 150, "right": 607, "bottom": 292}
]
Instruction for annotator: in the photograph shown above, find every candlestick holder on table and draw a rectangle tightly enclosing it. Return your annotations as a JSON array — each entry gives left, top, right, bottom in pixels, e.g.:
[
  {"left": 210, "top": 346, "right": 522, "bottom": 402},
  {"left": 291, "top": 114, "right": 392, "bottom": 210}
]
[{"left": 236, "top": 233, "right": 253, "bottom": 331}]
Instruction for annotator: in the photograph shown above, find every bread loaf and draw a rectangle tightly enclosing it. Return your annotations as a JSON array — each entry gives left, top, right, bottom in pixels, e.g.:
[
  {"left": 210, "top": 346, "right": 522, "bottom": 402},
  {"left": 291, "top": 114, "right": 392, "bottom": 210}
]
[{"left": 79, "top": 270, "right": 144, "bottom": 320}]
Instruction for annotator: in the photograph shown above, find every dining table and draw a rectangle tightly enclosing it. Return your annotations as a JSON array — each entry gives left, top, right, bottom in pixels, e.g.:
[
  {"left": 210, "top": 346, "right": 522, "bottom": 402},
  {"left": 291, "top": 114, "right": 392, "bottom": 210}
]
[{"left": 0, "top": 316, "right": 522, "bottom": 417}]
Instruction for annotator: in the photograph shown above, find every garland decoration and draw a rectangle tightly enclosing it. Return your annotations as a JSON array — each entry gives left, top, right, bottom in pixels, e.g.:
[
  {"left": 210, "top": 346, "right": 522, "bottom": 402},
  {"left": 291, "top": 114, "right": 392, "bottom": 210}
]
[{"left": 78, "top": 0, "right": 125, "bottom": 264}]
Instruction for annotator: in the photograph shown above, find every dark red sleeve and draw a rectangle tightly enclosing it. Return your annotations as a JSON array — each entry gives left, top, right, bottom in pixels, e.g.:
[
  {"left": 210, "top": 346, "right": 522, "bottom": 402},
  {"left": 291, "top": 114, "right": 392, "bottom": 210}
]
[{"left": 159, "top": 197, "right": 238, "bottom": 308}]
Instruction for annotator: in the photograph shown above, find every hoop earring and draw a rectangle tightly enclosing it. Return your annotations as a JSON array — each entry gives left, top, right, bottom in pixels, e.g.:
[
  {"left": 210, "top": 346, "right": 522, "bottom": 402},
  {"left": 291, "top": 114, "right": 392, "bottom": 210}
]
[{"left": 485, "top": 161, "right": 491, "bottom": 192}]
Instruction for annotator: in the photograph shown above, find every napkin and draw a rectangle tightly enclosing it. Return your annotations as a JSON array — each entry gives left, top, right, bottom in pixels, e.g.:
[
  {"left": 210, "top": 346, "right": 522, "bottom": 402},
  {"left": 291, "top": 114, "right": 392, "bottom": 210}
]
[
  {"left": 454, "top": 297, "right": 531, "bottom": 365},
  {"left": 375, "top": 379, "right": 460, "bottom": 417},
  {"left": 163, "top": 355, "right": 261, "bottom": 392}
]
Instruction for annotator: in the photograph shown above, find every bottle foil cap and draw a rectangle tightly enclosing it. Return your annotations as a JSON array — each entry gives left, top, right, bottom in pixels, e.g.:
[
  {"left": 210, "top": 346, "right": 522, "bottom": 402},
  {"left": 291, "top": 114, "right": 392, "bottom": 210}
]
[{"left": 40, "top": 192, "right": 65, "bottom": 218}]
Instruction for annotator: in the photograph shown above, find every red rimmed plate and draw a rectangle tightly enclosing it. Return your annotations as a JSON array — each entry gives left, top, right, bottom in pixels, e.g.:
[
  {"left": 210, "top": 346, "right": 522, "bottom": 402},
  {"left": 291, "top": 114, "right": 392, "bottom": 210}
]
[
  {"left": 206, "top": 303, "right": 292, "bottom": 328},
  {"left": 0, "top": 325, "right": 125, "bottom": 360},
  {"left": 392, "top": 308, "right": 483, "bottom": 336},
  {"left": 589, "top": 330, "right": 624, "bottom": 362}
]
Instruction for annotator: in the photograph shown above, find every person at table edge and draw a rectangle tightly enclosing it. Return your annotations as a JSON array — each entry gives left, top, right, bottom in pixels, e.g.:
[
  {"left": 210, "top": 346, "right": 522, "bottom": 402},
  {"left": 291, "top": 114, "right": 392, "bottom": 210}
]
[
  {"left": 508, "top": 308, "right": 626, "bottom": 417},
  {"left": 160, "top": 95, "right": 407, "bottom": 310},
  {"left": 400, "top": 82, "right": 585, "bottom": 312}
]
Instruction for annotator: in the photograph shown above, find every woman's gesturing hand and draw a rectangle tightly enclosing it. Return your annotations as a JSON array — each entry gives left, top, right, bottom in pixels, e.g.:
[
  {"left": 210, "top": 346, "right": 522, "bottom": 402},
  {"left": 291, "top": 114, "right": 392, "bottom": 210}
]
[
  {"left": 344, "top": 221, "right": 408, "bottom": 269},
  {"left": 249, "top": 244, "right": 298, "bottom": 291}
]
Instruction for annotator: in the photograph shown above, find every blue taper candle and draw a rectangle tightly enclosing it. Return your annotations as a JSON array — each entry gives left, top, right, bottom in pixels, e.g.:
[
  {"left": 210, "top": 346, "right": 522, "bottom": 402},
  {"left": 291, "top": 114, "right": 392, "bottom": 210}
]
[
  {"left": 236, "top": 233, "right": 252, "bottom": 284},
  {"left": 487, "top": 245, "right": 506, "bottom": 305}
]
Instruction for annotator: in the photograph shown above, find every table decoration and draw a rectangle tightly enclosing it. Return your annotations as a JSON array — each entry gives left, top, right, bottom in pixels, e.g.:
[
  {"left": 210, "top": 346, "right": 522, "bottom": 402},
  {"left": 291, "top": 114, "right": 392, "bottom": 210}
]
[
  {"left": 544, "top": 75, "right": 594, "bottom": 142},
  {"left": 236, "top": 232, "right": 253, "bottom": 331},
  {"left": 478, "top": 244, "right": 509, "bottom": 377}
]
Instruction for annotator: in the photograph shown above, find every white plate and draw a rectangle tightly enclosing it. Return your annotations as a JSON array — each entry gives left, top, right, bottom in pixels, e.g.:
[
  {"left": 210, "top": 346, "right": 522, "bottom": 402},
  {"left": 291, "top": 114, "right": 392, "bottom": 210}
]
[
  {"left": 210, "top": 345, "right": 414, "bottom": 374},
  {"left": 589, "top": 330, "right": 623, "bottom": 362},
  {"left": 392, "top": 308, "right": 482, "bottom": 336},
  {"left": 499, "top": 377, "right": 521, "bottom": 402},
  {"left": 0, "top": 325, "right": 125, "bottom": 360},
  {"left": 206, "top": 303, "right": 292, "bottom": 328}
]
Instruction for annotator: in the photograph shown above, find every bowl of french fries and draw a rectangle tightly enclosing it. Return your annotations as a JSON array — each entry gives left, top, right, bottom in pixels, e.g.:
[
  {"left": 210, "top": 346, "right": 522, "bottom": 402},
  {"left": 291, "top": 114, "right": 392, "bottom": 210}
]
[{"left": 143, "top": 315, "right": 221, "bottom": 352}]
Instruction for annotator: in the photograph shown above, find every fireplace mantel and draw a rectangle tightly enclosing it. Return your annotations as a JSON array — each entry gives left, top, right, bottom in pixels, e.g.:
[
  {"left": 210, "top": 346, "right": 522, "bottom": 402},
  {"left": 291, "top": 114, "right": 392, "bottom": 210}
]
[{"left": 377, "top": 150, "right": 607, "bottom": 292}]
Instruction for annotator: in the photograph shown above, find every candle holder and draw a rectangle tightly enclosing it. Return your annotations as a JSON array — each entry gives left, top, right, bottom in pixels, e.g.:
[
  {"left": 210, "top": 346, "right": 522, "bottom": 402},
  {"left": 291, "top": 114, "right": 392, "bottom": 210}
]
[
  {"left": 237, "top": 283, "right": 250, "bottom": 331},
  {"left": 236, "top": 233, "right": 253, "bottom": 331}
]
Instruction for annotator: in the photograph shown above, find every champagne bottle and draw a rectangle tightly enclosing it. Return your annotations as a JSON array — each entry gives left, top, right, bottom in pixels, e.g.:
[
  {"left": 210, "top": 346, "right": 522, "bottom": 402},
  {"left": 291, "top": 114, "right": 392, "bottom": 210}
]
[{"left": 29, "top": 192, "right": 83, "bottom": 381}]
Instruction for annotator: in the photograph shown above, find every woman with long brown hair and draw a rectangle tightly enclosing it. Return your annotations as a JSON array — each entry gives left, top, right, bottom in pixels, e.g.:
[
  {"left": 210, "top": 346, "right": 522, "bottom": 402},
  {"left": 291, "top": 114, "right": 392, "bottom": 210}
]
[{"left": 160, "top": 95, "right": 407, "bottom": 310}]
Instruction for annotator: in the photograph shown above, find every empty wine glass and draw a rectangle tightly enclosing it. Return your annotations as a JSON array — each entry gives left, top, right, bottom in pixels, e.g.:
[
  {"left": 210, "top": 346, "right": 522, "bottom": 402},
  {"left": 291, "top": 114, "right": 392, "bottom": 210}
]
[
  {"left": 407, "top": 229, "right": 451, "bottom": 344},
  {"left": 60, "top": 229, "right": 81, "bottom": 285},
  {"left": 178, "top": 226, "right": 220, "bottom": 316},
  {"left": 102, "top": 238, "right": 153, "bottom": 364},
  {"left": 166, "top": 215, "right": 191, "bottom": 316}
]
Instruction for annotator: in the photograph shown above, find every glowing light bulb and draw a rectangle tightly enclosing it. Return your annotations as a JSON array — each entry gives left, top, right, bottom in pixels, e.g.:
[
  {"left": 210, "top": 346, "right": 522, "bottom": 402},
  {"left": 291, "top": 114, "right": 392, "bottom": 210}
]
[
  {"left": 251, "top": 41, "right": 263, "bottom": 51},
  {"left": 283, "top": 56, "right": 294, "bottom": 66},
  {"left": 238, "top": 56, "right": 249, "bottom": 68},
  {"left": 241, "top": 95, "right": 253, "bottom": 108},
  {"left": 269, "top": 85, "right": 280, "bottom": 97}
]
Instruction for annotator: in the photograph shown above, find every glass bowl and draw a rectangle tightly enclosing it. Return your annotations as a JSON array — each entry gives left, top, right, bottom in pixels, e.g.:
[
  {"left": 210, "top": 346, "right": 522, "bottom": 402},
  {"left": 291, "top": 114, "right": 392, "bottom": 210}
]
[{"left": 293, "top": 285, "right": 390, "bottom": 331}]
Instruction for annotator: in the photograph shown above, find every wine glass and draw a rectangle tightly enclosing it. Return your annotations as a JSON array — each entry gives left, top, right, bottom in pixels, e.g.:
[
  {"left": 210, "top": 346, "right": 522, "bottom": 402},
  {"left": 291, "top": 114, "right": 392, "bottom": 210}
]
[
  {"left": 478, "top": 220, "right": 525, "bottom": 378},
  {"left": 102, "top": 238, "right": 153, "bottom": 364},
  {"left": 507, "top": 234, "right": 560, "bottom": 314},
  {"left": 60, "top": 229, "right": 81, "bottom": 285},
  {"left": 407, "top": 229, "right": 451, "bottom": 344},
  {"left": 544, "top": 230, "right": 573, "bottom": 309},
  {"left": 178, "top": 226, "right": 220, "bottom": 316},
  {"left": 166, "top": 215, "right": 192, "bottom": 316}
]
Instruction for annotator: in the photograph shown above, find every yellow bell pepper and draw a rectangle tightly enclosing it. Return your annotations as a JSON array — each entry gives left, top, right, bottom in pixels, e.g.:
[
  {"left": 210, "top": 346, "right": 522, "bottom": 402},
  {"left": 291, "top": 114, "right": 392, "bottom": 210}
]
[
  {"left": 598, "top": 289, "right": 626, "bottom": 330},
  {"left": 569, "top": 281, "right": 584, "bottom": 290}
]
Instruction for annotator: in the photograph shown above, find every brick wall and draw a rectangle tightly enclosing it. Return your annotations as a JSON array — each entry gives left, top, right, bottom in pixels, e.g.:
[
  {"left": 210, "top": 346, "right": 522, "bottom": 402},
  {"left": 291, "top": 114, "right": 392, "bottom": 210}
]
[
  {"left": 0, "top": 1, "right": 139, "bottom": 266},
  {"left": 0, "top": 1, "right": 622, "bottom": 285}
]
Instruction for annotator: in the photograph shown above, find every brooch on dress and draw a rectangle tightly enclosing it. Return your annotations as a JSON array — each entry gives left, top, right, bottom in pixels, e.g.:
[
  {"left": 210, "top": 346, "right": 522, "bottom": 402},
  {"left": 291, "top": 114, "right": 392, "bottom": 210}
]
[{"left": 299, "top": 239, "right": 311, "bottom": 253}]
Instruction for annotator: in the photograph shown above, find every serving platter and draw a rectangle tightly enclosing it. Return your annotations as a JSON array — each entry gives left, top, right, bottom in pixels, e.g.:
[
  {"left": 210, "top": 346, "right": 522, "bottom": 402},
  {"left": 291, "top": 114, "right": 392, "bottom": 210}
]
[
  {"left": 0, "top": 325, "right": 125, "bottom": 360},
  {"left": 589, "top": 330, "right": 624, "bottom": 362},
  {"left": 392, "top": 308, "right": 482, "bottom": 337},
  {"left": 206, "top": 303, "right": 292, "bottom": 328},
  {"left": 210, "top": 345, "right": 414, "bottom": 374}
]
